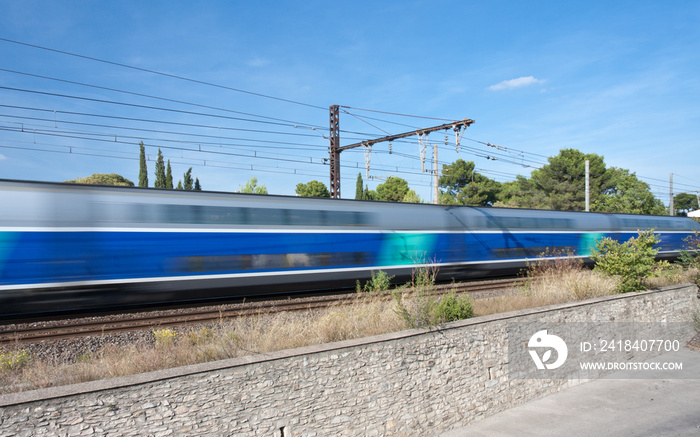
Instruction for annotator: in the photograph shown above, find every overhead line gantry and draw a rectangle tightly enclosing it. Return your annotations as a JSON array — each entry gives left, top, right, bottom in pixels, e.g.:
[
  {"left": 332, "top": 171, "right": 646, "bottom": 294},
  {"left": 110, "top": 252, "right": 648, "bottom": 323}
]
[{"left": 328, "top": 104, "right": 474, "bottom": 199}]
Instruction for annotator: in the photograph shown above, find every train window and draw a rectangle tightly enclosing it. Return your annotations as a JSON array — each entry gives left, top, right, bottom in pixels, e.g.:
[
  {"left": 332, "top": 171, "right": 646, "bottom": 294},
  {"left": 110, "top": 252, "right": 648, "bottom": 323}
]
[
  {"left": 131, "top": 204, "right": 161, "bottom": 223},
  {"left": 482, "top": 216, "right": 573, "bottom": 230},
  {"left": 492, "top": 245, "right": 577, "bottom": 259},
  {"left": 173, "top": 251, "right": 370, "bottom": 273},
  {"left": 122, "top": 203, "right": 369, "bottom": 227},
  {"left": 163, "top": 205, "right": 191, "bottom": 223},
  {"left": 246, "top": 208, "right": 284, "bottom": 225},
  {"left": 318, "top": 210, "right": 328, "bottom": 226},
  {"left": 205, "top": 206, "right": 242, "bottom": 224},
  {"left": 619, "top": 218, "right": 680, "bottom": 231}
]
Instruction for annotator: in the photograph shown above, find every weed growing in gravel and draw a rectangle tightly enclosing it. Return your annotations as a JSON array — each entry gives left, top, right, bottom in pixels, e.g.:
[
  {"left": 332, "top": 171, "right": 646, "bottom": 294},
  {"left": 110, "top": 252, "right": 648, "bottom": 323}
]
[
  {"left": 153, "top": 328, "right": 178, "bottom": 348},
  {"left": 0, "top": 349, "right": 31, "bottom": 371},
  {"left": 356, "top": 270, "right": 394, "bottom": 295},
  {"left": 392, "top": 267, "right": 474, "bottom": 328}
]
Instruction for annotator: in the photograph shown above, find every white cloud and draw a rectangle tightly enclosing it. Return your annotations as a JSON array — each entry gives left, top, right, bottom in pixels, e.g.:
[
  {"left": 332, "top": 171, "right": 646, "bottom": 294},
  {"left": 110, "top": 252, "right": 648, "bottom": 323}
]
[
  {"left": 246, "top": 57, "right": 271, "bottom": 68},
  {"left": 0, "top": 154, "right": 6, "bottom": 161},
  {"left": 489, "top": 76, "right": 545, "bottom": 91}
]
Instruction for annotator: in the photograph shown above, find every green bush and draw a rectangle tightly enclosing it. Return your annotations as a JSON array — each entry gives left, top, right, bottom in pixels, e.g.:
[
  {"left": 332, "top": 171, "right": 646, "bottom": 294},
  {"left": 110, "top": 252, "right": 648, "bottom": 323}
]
[
  {"left": 590, "top": 229, "right": 660, "bottom": 293},
  {"left": 356, "top": 270, "right": 394, "bottom": 295},
  {"left": 392, "top": 267, "right": 473, "bottom": 328},
  {"left": 678, "top": 232, "right": 700, "bottom": 286},
  {"left": 432, "top": 291, "right": 474, "bottom": 323}
]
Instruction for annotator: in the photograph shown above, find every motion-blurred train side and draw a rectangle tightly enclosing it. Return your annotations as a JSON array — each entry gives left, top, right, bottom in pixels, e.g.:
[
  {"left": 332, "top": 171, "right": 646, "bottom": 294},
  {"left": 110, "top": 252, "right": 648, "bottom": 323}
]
[{"left": 1, "top": 179, "right": 698, "bottom": 317}]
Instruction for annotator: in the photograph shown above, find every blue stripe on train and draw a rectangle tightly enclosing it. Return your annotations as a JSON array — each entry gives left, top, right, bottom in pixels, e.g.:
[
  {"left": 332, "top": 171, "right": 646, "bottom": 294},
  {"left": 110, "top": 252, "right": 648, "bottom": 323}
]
[{"left": 0, "top": 230, "right": 692, "bottom": 286}]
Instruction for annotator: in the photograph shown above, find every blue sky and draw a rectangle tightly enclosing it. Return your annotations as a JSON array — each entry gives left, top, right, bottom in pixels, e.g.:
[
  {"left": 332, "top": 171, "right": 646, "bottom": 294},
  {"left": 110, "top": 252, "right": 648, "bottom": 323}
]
[{"left": 0, "top": 1, "right": 698, "bottom": 204}]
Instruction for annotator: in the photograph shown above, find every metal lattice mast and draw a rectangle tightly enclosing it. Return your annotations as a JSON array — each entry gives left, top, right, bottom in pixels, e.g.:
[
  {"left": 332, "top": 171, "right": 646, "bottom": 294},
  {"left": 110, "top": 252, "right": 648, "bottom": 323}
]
[{"left": 329, "top": 105, "right": 341, "bottom": 199}]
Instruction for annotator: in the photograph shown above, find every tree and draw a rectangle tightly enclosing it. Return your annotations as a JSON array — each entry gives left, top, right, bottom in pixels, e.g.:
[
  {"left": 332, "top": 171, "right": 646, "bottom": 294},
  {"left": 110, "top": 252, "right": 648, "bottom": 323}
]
[
  {"left": 496, "top": 149, "right": 665, "bottom": 215},
  {"left": 497, "top": 149, "right": 609, "bottom": 211},
  {"left": 456, "top": 177, "right": 501, "bottom": 206},
  {"left": 375, "top": 177, "right": 409, "bottom": 202},
  {"left": 165, "top": 160, "right": 173, "bottom": 189},
  {"left": 65, "top": 173, "right": 135, "bottom": 187},
  {"left": 363, "top": 185, "right": 378, "bottom": 201},
  {"left": 355, "top": 173, "right": 364, "bottom": 200},
  {"left": 182, "top": 168, "right": 194, "bottom": 191},
  {"left": 439, "top": 159, "right": 501, "bottom": 206},
  {"left": 528, "top": 149, "right": 610, "bottom": 211},
  {"left": 674, "top": 193, "right": 699, "bottom": 215},
  {"left": 138, "top": 142, "right": 148, "bottom": 187},
  {"left": 402, "top": 190, "right": 422, "bottom": 203},
  {"left": 295, "top": 180, "right": 330, "bottom": 198},
  {"left": 154, "top": 149, "right": 167, "bottom": 188},
  {"left": 439, "top": 159, "right": 476, "bottom": 198},
  {"left": 175, "top": 167, "right": 202, "bottom": 191},
  {"left": 239, "top": 177, "right": 268, "bottom": 194},
  {"left": 496, "top": 176, "right": 548, "bottom": 209},
  {"left": 593, "top": 168, "right": 666, "bottom": 215}
]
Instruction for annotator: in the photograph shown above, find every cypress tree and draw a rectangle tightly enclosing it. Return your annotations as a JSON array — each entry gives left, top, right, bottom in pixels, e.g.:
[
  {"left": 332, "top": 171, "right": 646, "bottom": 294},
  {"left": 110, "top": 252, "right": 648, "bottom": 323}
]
[
  {"left": 183, "top": 168, "right": 193, "bottom": 190},
  {"left": 138, "top": 142, "right": 148, "bottom": 187},
  {"left": 154, "top": 149, "right": 166, "bottom": 188},
  {"left": 194, "top": 178, "right": 202, "bottom": 191},
  {"left": 166, "top": 160, "right": 173, "bottom": 189},
  {"left": 355, "top": 172, "right": 363, "bottom": 200}
]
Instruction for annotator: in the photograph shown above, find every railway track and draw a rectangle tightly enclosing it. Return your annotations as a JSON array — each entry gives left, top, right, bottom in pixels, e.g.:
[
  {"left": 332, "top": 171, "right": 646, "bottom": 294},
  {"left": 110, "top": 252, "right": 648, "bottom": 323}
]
[{"left": 0, "top": 277, "right": 525, "bottom": 346}]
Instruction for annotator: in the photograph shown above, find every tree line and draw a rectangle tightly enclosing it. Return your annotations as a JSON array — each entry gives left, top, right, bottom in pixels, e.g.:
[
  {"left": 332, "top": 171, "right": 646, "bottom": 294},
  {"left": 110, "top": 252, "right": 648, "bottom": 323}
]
[
  {"left": 435, "top": 148, "right": 694, "bottom": 216},
  {"left": 65, "top": 144, "right": 697, "bottom": 216},
  {"left": 139, "top": 142, "right": 201, "bottom": 190},
  {"left": 292, "top": 148, "right": 696, "bottom": 217}
]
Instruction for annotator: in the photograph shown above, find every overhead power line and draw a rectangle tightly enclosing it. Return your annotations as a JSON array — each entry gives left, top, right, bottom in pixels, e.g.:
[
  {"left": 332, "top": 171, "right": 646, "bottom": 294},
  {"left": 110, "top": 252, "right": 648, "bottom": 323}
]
[
  {"left": 0, "top": 112, "right": 327, "bottom": 151},
  {"left": 0, "top": 86, "right": 323, "bottom": 129},
  {"left": 0, "top": 37, "right": 327, "bottom": 111},
  {"left": 340, "top": 106, "right": 455, "bottom": 122},
  {"left": 0, "top": 104, "right": 325, "bottom": 139},
  {"left": 0, "top": 68, "right": 322, "bottom": 126}
]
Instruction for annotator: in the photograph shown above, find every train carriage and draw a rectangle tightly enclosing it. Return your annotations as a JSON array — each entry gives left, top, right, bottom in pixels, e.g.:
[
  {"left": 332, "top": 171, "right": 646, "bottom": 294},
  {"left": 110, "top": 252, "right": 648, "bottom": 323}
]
[{"left": 1, "top": 179, "right": 698, "bottom": 317}]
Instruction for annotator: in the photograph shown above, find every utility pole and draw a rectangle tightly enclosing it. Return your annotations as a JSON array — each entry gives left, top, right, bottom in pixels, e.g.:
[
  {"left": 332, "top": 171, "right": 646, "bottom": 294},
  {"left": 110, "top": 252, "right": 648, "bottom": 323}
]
[
  {"left": 327, "top": 106, "right": 474, "bottom": 199},
  {"left": 433, "top": 144, "right": 439, "bottom": 204},
  {"left": 585, "top": 160, "right": 590, "bottom": 212},
  {"left": 670, "top": 173, "right": 674, "bottom": 216}
]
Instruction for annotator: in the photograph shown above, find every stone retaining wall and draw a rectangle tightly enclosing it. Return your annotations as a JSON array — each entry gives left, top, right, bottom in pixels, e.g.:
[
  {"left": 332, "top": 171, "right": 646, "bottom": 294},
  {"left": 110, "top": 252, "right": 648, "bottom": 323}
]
[{"left": 1, "top": 284, "right": 699, "bottom": 436}]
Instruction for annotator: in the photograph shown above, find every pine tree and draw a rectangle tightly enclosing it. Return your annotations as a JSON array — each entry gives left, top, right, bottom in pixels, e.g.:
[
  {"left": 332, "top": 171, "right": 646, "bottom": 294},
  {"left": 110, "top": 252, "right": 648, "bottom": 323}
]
[
  {"left": 166, "top": 160, "right": 173, "bottom": 189},
  {"left": 154, "top": 149, "right": 166, "bottom": 188},
  {"left": 194, "top": 178, "right": 202, "bottom": 191},
  {"left": 138, "top": 142, "right": 148, "bottom": 187}
]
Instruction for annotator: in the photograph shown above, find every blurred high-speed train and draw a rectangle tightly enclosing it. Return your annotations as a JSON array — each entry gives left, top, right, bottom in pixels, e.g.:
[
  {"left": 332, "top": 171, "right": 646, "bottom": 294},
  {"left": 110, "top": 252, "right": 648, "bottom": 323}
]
[{"left": 1, "top": 179, "right": 699, "bottom": 317}]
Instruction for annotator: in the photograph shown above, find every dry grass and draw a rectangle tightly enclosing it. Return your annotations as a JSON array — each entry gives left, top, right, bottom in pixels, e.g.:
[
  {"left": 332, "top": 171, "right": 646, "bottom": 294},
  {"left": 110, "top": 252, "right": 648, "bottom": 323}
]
[
  {"left": 474, "top": 268, "right": 617, "bottom": 317},
  {"left": 1, "top": 257, "right": 697, "bottom": 394},
  {"left": 0, "top": 295, "right": 405, "bottom": 393},
  {"left": 647, "top": 264, "right": 700, "bottom": 289},
  {"left": 475, "top": 254, "right": 617, "bottom": 316}
]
